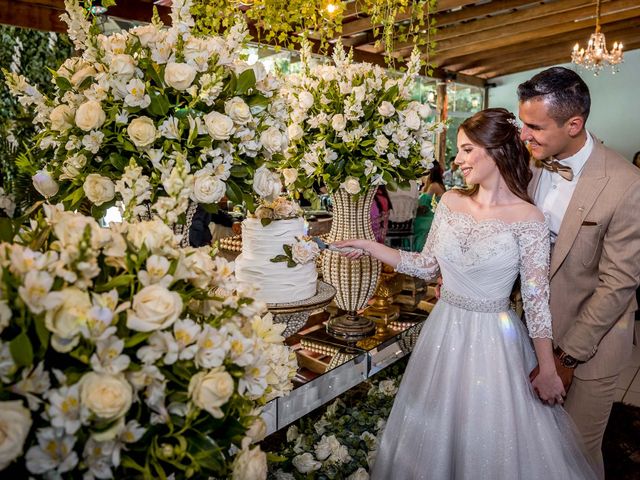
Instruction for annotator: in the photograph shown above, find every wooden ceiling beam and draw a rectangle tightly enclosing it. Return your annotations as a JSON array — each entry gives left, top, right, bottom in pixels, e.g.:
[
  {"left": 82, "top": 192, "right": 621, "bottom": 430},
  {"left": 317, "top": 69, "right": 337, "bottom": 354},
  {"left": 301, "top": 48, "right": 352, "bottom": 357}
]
[
  {"left": 431, "top": 0, "right": 640, "bottom": 62},
  {"left": 436, "top": 0, "right": 541, "bottom": 28},
  {"left": 481, "top": 40, "right": 640, "bottom": 78},
  {"left": 1, "top": 0, "right": 66, "bottom": 32},
  {"left": 443, "top": 19, "right": 640, "bottom": 73}
]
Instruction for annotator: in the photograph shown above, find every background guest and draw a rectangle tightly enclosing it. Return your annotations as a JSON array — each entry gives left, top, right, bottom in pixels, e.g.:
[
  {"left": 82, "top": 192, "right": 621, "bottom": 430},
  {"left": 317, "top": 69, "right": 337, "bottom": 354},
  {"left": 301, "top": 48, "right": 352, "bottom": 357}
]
[
  {"left": 371, "top": 186, "right": 392, "bottom": 243},
  {"left": 413, "top": 161, "right": 445, "bottom": 252}
]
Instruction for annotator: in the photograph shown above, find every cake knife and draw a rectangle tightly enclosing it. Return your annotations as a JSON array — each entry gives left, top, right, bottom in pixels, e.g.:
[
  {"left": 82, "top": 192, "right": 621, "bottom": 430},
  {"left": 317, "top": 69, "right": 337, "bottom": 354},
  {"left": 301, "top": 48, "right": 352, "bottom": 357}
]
[{"left": 310, "top": 237, "right": 367, "bottom": 255}]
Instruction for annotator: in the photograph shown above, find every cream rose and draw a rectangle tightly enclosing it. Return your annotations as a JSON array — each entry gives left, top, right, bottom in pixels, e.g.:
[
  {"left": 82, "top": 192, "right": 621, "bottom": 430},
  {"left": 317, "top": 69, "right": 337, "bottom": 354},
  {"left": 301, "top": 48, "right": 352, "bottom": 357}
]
[
  {"left": 83, "top": 174, "right": 115, "bottom": 206},
  {"left": 292, "top": 453, "right": 321, "bottom": 473},
  {"left": 252, "top": 165, "right": 282, "bottom": 200},
  {"left": 79, "top": 372, "right": 133, "bottom": 421},
  {"left": 131, "top": 24, "right": 160, "bottom": 46},
  {"left": 126, "top": 284, "right": 183, "bottom": 332},
  {"left": 298, "top": 91, "right": 314, "bottom": 110},
  {"left": 0, "top": 300, "right": 11, "bottom": 333},
  {"left": 291, "top": 241, "right": 320, "bottom": 265},
  {"left": 287, "top": 124, "right": 303, "bottom": 142},
  {"left": 0, "top": 401, "right": 32, "bottom": 470},
  {"left": 347, "top": 468, "right": 370, "bottom": 480},
  {"left": 110, "top": 54, "right": 136, "bottom": 81},
  {"left": 245, "top": 417, "right": 267, "bottom": 444},
  {"left": 225, "top": 97, "right": 252, "bottom": 125},
  {"left": 49, "top": 104, "right": 75, "bottom": 131},
  {"left": 254, "top": 206, "right": 274, "bottom": 220},
  {"left": 126, "top": 220, "right": 175, "bottom": 253},
  {"left": 192, "top": 173, "right": 226, "bottom": 204},
  {"left": 188, "top": 368, "right": 234, "bottom": 418},
  {"left": 341, "top": 176, "right": 361, "bottom": 195},
  {"left": 127, "top": 116, "right": 157, "bottom": 148},
  {"left": 75, "top": 100, "right": 106, "bottom": 131},
  {"left": 164, "top": 62, "right": 197, "bottom": 91},
  {"left": 418, "top": 103, "right": 431, "bottom": 118},
  {"left": 378, "top": 101, "right": 395, "bottom": 117},
  {"left": 204, "top": 112, "right": 234, "bottom": 140},
  {"left": 282, "top": 168, "right": 298, "bottom": 187},
  {"left": 44, "top": 287, "right": 91, "bottom": 352},
  {"left": 71, "top": 65, "right": 97, "bottom": 87},
  {"left": 260, "top": 126, "right": 284, "bottom": 154},
  {"left": 232, "top": 444, "right": 267, "bottom": 480},
  {"left": 331, "top": 114, "right": 347, "bottom": 132},
  {"left": 32, "top": 170, "right": 59, "bottom": 198}
]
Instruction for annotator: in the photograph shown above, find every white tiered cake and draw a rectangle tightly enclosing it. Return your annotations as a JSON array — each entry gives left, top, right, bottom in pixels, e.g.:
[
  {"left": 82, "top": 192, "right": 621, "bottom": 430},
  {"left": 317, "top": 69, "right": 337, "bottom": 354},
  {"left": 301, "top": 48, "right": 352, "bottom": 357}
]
[{"left": 235, "top": 217, "right": 318, "bottom": 304}]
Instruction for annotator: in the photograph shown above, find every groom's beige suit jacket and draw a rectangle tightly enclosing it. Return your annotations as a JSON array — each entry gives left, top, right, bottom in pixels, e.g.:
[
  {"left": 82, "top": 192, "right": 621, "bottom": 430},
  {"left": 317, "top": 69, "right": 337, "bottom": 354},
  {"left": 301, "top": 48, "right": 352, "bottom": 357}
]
[{"left": 528, "top": 137, "right": 640, "bottom": 379}]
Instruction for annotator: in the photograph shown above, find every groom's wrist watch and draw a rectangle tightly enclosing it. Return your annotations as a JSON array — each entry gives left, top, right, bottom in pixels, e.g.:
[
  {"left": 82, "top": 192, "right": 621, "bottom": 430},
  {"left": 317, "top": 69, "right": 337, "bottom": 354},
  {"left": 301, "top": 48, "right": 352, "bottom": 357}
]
[{"left": 554, "top": 346, "right": 580, "bottom": 369}]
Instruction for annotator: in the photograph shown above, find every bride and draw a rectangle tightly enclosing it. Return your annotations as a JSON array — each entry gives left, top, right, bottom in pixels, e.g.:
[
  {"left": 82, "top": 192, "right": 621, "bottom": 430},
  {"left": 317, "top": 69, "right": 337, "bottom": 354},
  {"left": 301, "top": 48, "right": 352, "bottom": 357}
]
[{"left": 336, "top": 108, "right": 597, "bottom": 479}]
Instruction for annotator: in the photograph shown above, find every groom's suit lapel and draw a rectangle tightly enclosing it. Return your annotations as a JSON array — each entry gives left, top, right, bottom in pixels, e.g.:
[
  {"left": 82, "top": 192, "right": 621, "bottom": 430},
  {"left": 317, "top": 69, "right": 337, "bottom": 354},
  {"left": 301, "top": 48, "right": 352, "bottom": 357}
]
[{"left": 549, "top": 138, "right": 609, "bottom": 279}]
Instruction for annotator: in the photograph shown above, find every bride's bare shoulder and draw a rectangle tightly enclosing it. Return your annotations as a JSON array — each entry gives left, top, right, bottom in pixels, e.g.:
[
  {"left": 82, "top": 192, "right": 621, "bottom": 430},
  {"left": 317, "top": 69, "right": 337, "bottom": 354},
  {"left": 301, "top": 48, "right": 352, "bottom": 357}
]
[
  {"left": 509, "top": 202, "right": 545, "bottom": 224},
  {"left": 440, "top": 189, "right": 467, "bottom": 208}
]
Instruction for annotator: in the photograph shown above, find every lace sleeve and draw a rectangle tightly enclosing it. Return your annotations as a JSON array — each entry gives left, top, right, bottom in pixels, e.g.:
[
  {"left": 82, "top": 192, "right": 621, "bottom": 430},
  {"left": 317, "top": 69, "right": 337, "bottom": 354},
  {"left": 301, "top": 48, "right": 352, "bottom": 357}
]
[
  {"left": 514, "top": 220, "right": 553, "bottom": 339},
  {"left": 394, "top": 202, "right": 443, "bottom": 282}
]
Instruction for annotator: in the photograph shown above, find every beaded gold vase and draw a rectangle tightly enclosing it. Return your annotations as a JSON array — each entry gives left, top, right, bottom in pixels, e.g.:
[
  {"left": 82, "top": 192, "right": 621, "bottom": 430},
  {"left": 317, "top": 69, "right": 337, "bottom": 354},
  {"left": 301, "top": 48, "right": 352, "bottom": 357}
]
[{"left": 322, "top": 188, "right": 381, "bottom": 340}]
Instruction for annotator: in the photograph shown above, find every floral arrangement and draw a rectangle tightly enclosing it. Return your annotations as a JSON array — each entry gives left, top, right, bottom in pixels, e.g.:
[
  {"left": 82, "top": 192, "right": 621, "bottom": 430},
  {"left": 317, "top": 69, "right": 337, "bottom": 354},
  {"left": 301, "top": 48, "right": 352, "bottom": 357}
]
[
  {"left": 271, "top": 237, "right": 320, "bottom": 268},
  {"left": 253, "top": 196, "right": 303, "bottom": 227},
  {"left": 3, "top": 0, "right": 288, "bottom": 225},
  {"left": 0, "top": 187, "right": 15, "bottom": 218},
  {"left": 0, "top": 205, "right": 297, "bottom": 478},
  {"left": 279, "top": 42, "right": 444, "bottom": 198},
  {"left": 267, "top": 362, "right": 405, "bottom": 479}
]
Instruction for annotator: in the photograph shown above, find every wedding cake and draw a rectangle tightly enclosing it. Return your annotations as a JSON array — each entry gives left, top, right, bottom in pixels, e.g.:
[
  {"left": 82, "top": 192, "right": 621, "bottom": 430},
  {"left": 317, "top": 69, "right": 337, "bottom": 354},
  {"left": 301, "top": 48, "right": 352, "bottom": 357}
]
[{"left": 235, "top": 217, "right": 318, "bottom": 304}]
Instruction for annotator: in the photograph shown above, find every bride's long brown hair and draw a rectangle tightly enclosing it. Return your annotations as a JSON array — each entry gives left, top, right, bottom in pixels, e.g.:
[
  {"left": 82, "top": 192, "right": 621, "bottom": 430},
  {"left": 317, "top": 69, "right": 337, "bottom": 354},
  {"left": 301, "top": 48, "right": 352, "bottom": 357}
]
[{"left": 456, "top": 108, "right": 533, "bottom": 204}]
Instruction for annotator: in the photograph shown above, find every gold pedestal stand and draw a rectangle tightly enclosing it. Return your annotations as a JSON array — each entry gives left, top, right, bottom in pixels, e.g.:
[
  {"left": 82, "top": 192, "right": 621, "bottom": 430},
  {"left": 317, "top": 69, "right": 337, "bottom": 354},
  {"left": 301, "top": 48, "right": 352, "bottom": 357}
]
[{"left": 362, "top": 264, "right": 403, "bottom": 338}]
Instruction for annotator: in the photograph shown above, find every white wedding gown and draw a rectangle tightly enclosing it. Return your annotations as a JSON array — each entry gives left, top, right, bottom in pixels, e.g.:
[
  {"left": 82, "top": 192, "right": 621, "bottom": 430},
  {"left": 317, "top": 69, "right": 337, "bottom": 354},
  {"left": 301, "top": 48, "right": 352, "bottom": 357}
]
[{"left": 371, "top": 202, "right": 597, "bottom": 480}]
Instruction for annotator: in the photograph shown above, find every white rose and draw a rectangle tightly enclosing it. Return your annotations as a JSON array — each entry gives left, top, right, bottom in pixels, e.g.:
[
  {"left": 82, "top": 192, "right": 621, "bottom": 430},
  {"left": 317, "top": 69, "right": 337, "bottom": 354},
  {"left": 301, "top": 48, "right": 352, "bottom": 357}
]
[
  {"left": 347, "top": 468, "right": 370, "bottom": 480},
  {"left": 44, "top": 287, "right": 91, "bottom": 352},
  {"left": 192, "top": 172, "right": 226, "bottom": 204},
  {"left": 331, "top": 114, "right": 347, "bottom": 132},
  {"left": 418, "top": 103, "right": 431, "bottom": 118},
  {"left": 32, "top": 170, "right": 59, "bottom": 198},
  {"left": 79, "top": 372, "right": 133, "bottom": 421},
  {"left": 49, "top": 104, "right": 75, "bottom": 131},
  {"left": 292, "top": 453, "right": 321, "bottom": 473},
  {"left": 341, "top": 176, "right": 361, "bottom": 195},
  {"left": 225, "top": 97, "right": 252, "bottom": 125},
  {"left": 204, "top": 111, "right": 234, "bottom": 140},
  {"left": 131, "top": 24, "right": 160, "bottom": 47},
  {"left": 0, "top": 401, "right": 32, "bottom": 470},
  {"left": 291, "top": 241, "right": 320, "bottom": 264},
  {"left": 164, "top": 62, "right": 197, "bottom": 91},
  {"left": 127, "top": 116, "right": 157, "bottom": 148},
  {"left": 254, "top": 206, "right": 273, "bottom": 220},
  {"left": 110, "top": 54, "right": 136, "bottom": 81},
  {"left": 71, "top": 65, "right": 97, "bottom": 87},
  {"left": 287, "top": 124, "right": 303, "bottom": 142},
  {"left": 126, "top": 220, "right": 175, "bottom": 253},
  {"left": 83, "top": 174, "right": 115, "bottom": 206},
  {"left": 252, "top": 165, "right": 282, "bottom": 200},
  {"left": 378, "top": 101, "right": 395, "bottom": 117},
  {"left": 260, "top": 126, "right": 284, "bottom": 154},
  {"left": 282, "top": 168, "right": 298, "bottom": 187},
  {"left": 298, "top": 91, "right": 314, "bottom": 110},
  {"left": 232, "top": 444, "right": 267, "bottom": 480},
  {"left": 75, "top": 100, "right": 106, "bottom": 131},
  {"left": 272, "top": 198, "right": 295, "bottom": 218},
  {"left": 420, "top": 140, "right": 435, "bottom": 159},
  {"left": 245, "top": 417, "right": 267, "bottom": 444},
  {"left": 404, "top": 110, "right": 421, "bottom": 130},
  {"left": 378, "top": 379, "right": 398, "bottom": 396},
  {"left": 127, "top": 284, "right": 183, "bottom": 332},
  {"left": 188, "top": 368, "right": 234, "bottom": 418}
]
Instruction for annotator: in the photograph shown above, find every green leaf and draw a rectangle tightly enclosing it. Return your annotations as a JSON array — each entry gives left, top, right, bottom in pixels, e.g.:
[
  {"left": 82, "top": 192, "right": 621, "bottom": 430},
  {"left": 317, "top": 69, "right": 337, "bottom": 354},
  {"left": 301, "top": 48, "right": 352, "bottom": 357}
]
[
  {"left": 145, "top": 64, "right": 164, "bottom": 88},
  {"left": 287, "top": 259, "right": 297, "bottom": 268},
  {"left": 34, "top": 316, "right": 50, "bottom": 354},
  {"left": 235, "top": 68, "right": 256, "bottom": 95},
  {"left": 63, "top": 187, "right": 86, "bottom": 208},
  {"left": 9, "top": 332, "right": 34, "bottom": 367},
  {"left": 147, "top": 89, "right": 171, "bottom": 117},
  {"left": 225, "top": 180, "right": 243, "bottom": 205},
  {"left": 270, "top": 255, "right": 288, "bottom": 263},
  {"left": 230, "top": 165, "right": 249, "bottom": 178},
  {"left": 283, "top": 244, "right": 292, "bottom": 256},
  {"left": 55, "top": 75, "right": 72, "bottom": 92},
  {"left": 95, "top": 274, "right": 136, "bottom": 292},
  {"left": 260, "top": 217, "right": 272, "bottom": 227},
  {"left": 0, "top": 218, "right": 14, "bottom": 242},
  {"left": 77, "top": 75, "right": 95, "bottom": 91},
  {"left": 124, "top": 332, "right": 152, "bottom": 349}
]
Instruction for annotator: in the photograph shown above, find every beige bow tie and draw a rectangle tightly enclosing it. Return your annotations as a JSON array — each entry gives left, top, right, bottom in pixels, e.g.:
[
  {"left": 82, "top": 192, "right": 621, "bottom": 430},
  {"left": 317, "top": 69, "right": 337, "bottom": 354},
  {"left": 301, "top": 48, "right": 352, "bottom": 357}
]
[{"left": 540, "top": 158, "right": 574, "bottom": 181}]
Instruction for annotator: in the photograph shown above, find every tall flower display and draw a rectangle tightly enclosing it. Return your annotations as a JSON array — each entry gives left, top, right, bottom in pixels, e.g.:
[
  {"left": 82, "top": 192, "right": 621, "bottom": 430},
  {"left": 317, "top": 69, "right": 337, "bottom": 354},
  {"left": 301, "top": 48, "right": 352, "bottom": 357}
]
[
  {"left": 279, "top": 41, "right": 443, "bottom": 198},
  {"left": 0, "top": 205, "right": 297, "bottom": 478},
  {"left": 4, "top": 0, "right": 288, "bottom": 225}
]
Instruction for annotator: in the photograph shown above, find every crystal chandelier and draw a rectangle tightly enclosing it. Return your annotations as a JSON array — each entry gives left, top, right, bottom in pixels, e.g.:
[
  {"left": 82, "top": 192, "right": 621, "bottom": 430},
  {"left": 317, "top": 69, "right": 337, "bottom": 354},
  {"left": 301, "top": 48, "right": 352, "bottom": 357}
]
[{"left": 571, "top": 0, "right": 624, "bottom": 75}]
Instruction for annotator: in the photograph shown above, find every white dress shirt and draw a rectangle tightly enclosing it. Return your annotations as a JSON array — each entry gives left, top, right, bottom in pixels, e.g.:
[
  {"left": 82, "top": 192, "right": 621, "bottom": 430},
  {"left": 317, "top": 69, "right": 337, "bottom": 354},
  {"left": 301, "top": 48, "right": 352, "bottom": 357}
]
[{"left": 534, "top": 133, "right": 593, "bottom": 243}]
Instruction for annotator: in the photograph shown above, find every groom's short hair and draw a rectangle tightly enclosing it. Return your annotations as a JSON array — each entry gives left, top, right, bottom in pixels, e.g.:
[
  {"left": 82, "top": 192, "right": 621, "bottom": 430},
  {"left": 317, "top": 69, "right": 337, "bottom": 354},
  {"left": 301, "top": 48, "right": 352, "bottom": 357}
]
[{"left": 517, "top": 67, "right": 590, "bottom": 126}]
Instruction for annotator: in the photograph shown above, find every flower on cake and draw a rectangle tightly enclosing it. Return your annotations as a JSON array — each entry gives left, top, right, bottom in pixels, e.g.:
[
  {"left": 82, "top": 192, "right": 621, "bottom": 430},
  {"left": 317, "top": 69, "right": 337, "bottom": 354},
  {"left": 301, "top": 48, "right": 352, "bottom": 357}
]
[
  {"left": 279, "top": 41, "right": 445, "bottom": 198},
  {"left": 0, "top": 204, "right": 297, "bottom": 478},
  {"left": 271, "top": 236, "right": 321, "bottom": 268},
  {"left": 3, "top": 0, "right": 289, "bottom": 225},
  {"left": 253, "top": 196, "right": 304, "bottom": 227}
]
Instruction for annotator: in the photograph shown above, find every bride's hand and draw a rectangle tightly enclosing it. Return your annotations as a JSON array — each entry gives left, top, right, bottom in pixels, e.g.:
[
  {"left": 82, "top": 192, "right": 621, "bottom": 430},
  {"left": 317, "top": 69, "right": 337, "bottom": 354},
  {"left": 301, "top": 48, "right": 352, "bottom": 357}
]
[
  {"left": 531, "top": 369, "right": 566, "bottom": 405},
  {"left": 332, "top": 239, "right": 371, "bottom": 259}
]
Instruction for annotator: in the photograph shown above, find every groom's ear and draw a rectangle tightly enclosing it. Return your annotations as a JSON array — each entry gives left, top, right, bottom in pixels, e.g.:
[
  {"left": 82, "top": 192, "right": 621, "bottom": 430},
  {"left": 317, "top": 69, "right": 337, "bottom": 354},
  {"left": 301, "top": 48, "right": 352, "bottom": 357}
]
[{"left": 565, "top": 115, "right": 585, "bottom": 137}]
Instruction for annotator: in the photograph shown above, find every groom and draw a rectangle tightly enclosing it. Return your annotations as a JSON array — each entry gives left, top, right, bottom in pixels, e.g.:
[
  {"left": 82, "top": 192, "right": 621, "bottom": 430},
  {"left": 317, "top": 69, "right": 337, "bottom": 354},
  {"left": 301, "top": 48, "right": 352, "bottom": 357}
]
[{"left": 519, "top": 67, "right": 640, "bottom": 478}]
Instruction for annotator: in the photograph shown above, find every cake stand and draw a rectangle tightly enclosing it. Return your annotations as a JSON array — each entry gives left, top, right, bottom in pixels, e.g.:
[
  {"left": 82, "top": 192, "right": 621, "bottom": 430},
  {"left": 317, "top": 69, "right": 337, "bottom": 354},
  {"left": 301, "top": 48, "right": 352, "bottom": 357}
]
[{"left": 267, "top": 280, "right": 337, "bottom": 337}]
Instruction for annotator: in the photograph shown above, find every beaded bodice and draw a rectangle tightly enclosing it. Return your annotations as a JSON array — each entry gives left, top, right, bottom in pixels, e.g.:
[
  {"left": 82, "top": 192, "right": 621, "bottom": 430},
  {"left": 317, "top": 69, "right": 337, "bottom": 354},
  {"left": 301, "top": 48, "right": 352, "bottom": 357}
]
[{"left": 397, "top": 202, "right": 553, "bottom": 338}]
